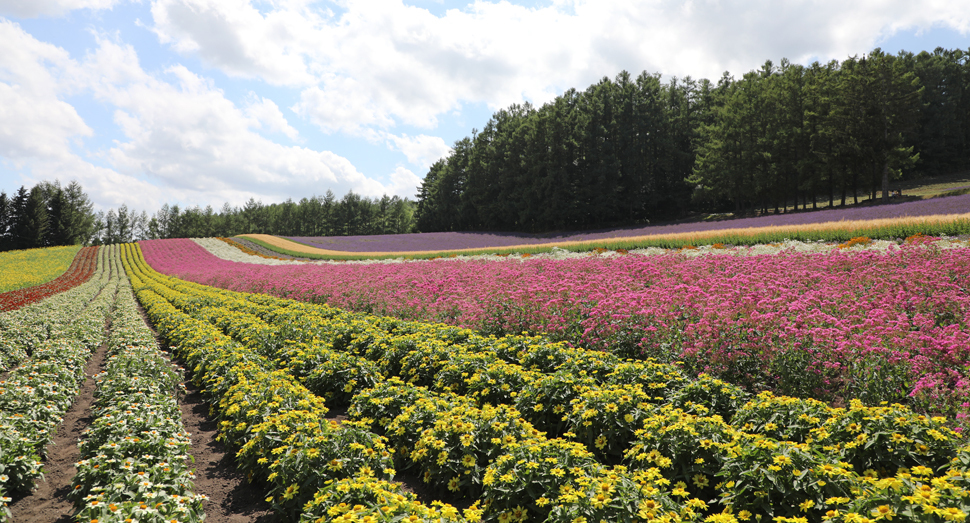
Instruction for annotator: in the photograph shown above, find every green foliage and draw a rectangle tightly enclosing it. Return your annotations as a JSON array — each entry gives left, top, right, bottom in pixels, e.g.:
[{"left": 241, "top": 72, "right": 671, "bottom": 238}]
[
  {"left": 666, "top": 374, "right": 751, "bottom": 422},
  {"left": 732, "top": 392, "right": 834, "bottom": 443},
  {"left": 139, "top": 190, "right": 418, "bottom": 241}
]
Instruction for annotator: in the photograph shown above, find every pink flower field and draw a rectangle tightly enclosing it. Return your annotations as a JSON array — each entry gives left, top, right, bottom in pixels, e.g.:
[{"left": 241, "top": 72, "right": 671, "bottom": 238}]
[{"left": 141, "top": 238, "right": 970, "bottom": 416}]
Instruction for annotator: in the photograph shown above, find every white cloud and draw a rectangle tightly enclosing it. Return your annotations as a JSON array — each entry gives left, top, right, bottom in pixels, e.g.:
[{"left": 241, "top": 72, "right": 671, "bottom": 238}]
[
  {"left": 150, "top": 0, "right": 316, "bottom": 85},
  {"left": 245, "top": 93, "right": 300, "bottom": 141},
  {"left": 387, "top": 165, "right": 424, "bottom": 199},
  {"left": 0, "top": 0, "right": 120, "bottom": 17},
  {"left": 0, "top": 19, "right": 91, "bottom": 161},
  {"left": 78, "top": 38, "right": 394, "bottom": 206},
  {"left": 293, "top": 81, "right": 396, "bottom": 136},
  {"left": 0, "top": 22, "right": 411, "bottom": 212},
  {"left": 385, "top": 133, "right": 450, "bottom": 170},
  {"left": 149, "top": 0, "right": 970, "bottom": 140}
]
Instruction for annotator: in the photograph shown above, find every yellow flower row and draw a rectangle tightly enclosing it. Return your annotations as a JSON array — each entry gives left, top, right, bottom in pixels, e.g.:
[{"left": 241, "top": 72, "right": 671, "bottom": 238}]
[
  {"left": 120, "top": 243, "right": 465, "bottom": 522},
  {"left": 0, "top": 244, "right": 81, "bottom": 293}
]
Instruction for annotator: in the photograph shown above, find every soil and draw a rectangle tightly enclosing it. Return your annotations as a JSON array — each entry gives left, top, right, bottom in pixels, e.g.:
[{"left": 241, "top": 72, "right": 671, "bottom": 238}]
[
  {"left": 8, "top": 322, "right": 111, "bottom": 522},
  {"left": 9, "top": 290, "right": 277, "bottom": 523},
  {"left": 129, "top": 291, "right": 276, "bottom": 523},
  {"left": 178, "top": 378, "right": 276, "bottom": 523}
]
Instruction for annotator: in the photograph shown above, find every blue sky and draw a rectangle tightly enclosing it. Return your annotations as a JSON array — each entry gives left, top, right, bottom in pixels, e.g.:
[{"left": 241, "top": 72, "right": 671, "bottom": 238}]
[{"left": 0, "top": 0, "right": 968, "bottom": 214}]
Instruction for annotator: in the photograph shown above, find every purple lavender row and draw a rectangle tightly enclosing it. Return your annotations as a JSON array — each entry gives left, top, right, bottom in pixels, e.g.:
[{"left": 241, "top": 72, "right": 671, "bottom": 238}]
[{"left": 286, "top": 193, "right": 970, "bottom": 253}]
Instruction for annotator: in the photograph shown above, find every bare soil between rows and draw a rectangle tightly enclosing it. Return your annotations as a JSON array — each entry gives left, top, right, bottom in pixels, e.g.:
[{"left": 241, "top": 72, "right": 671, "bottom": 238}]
[
  {"left": 8, "top": 343, "right": 108, "bottom": 523},
  {"left": 9, "top": 291, "right": 277, "bottom": 523},
  {"left": 131, "top": 291, "right": 275, "bottom": 523}
]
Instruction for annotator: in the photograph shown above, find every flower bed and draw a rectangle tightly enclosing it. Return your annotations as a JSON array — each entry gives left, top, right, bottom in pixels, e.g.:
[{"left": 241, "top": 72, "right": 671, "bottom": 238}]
[
  {"left": 0, "top": 246, "right": 98, "bottom": 312},
  {"left": 0, "top": 245, "right": 82, "bottom": 293},
  {"left": 70, "top": 249, "right": 206, "bottom": 523},
  {"left": 142, "top": 237, "right": 970, "bottom": 418},
  {"left": 120, "top": 244, "right": 455, "bottom": 521},
  {"left": 0, "top": 246, "right": 109, "bottom": 521},
  {"left": 127, "top": 241, "right": 970, "bottom": 522}
]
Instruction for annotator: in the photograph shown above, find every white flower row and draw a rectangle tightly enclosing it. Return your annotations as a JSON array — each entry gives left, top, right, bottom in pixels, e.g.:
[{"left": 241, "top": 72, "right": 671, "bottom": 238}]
[
  {"left": 194, "top": 235, "right": 970, "bottom": 267},
  {"left": 71, "top": 244, "right": 205, "bottom": 523},
  {"left": 0, "top": 247, "right": 119, "bottom": 522}
]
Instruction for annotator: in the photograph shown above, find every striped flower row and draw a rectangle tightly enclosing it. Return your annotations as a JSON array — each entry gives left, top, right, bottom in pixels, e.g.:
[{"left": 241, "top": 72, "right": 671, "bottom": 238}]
[{"left": 70, "top": 245, "right": 205, "bottom": 523}]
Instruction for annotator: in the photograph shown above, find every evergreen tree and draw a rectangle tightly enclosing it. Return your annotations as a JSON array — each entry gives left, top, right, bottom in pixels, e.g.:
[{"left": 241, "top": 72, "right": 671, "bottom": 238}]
[
  {"left": 9, "top": 186, "right": 49, "bottom": 249},
  {"left": 0, "top": 191, "right": 9, "bottom": 250}
]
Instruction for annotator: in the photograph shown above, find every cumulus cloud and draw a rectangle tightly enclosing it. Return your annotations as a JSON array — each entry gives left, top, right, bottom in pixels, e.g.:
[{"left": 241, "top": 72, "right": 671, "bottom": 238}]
[
  {"left": 245, "top": 93, "right": 300, "bottom": 141},
  {"left": 0, "top": 21, "right": 412, "bottom": 211},
  {"left": 150, "top": 0, "right": 316, "bottom": 85},
  {"left": 0, "top": 19, "right": 91, "bottom": 162},
  {"left": 77, "top": 38, "right": 397, "bottom": 206},
  {"left": 149, "top": 0, "right": 970, "bottom": 139},
  {"left": 387, "top": 165, "right": 424, "bottom": 199},
  {"left": 0, "top": 0, "right": 120, "bottom": 17},
  {"left": 385, "top": 133, "right": 450, "bottom": 170}
]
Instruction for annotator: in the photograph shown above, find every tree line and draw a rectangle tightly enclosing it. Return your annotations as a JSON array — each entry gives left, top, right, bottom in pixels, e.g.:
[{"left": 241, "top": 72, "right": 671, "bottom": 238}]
[
  {"left": 133, "top": 191, "right": 416, "bottom": 242},
  {"left": 415, "top": 47, "right": 970, "bottom": 232},
  {"left": 0, "top": 181, "right": 96, "bottom": 251},
  {"left": 0, "top": 181, "right": 417, "bottom": 251}
]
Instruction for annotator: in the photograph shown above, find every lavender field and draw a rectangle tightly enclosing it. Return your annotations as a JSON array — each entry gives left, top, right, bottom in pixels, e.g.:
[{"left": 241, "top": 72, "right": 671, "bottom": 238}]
[{"left": 290, "top": 193, "right": 970, "bottom": 252}]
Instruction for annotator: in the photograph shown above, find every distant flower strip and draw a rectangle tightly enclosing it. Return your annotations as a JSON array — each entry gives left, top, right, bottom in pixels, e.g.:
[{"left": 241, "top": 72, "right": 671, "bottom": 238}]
[
  {"left": 0, "top": 244, "right": 82, "bottom": 293},
  {"left": 285, "top": 194, "right": 970, "bottom": 253},
  {"left": 214, "top": 237, "right": 292, "bottom": 261},
  {"left": 142, "top": 238, "right": 970, "bottom": 417},
  {"left": 0, "top": 246, "right": 98, "bottom": 312}
]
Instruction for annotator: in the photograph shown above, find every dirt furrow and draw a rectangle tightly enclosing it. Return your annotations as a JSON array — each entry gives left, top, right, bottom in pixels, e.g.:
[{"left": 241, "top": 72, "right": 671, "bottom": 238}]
[
  {"left": 8, "top": 338, "right": 109, "bottom": 522},
  {"left": 130, "top": 291, "right": 274, "bottom": 523}
]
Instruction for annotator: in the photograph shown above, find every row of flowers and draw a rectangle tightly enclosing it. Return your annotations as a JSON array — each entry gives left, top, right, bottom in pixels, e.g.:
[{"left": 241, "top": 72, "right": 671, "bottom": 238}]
[
  {"left": 71, "top": 245, "right": 206, "bottom": 523},
  {"left": 122, "top": 243, "right": 709, "bottom": 523},
  {"left": 128, "top": 241, "right": 970, "bottom": 522},
  {"left": 161, "top": 284, "right": 963, "bottom": 477},
  {"left": 140, "top": 236, "right": 970, "bottom": 418},
  {"left": 254, "top": 307, "right": 970, "bottom": 520},
  {"left": 119, "top": 243, "right": 472, "bottom": 521},
  {"left": 0, "top": 246, "right": 98, "bottom": 313},
  {"left": 0, "top": 246, "right": 110, "bottom": 521},
  {"left": 0, "top": 245, "right": 82, "bottom": 293}
]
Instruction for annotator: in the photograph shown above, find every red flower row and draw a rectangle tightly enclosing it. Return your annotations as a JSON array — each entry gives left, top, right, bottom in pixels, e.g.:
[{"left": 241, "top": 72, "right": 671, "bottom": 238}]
[{"left": 0, "top": 246, "right": 99, "bottom": 312}]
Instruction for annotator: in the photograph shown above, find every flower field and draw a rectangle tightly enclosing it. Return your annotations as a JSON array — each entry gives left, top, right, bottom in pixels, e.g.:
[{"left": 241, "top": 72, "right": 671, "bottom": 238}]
[
  {"left": 0, "top": 245, "right": 98, "bottom": 312},
  {"left": 119, "top": 240, "right": 970, "bottom": 523},
  {"left": 0, "top": 245, "right": 82, "bottom": 293},
  {"left": 141, "top": 236, "right": 970, "bottom": 419},
  {"left": 6, "top": 230, "right": 970, "bottom": 521},
  {"left": 284, "top": 194, "right": 970, "bottom": 253},
  {"left": 0, "top": 245, "right": 205, "bottom": 523},
  {"left": 0, "top": 246, "right": 116, "bottom": 520}
]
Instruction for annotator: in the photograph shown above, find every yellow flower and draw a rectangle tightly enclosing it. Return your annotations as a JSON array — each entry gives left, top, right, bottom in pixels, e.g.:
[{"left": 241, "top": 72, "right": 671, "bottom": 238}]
[
  {"left": 941, "top": 507, "right": 966, "bottom": 522},
  {"left": 871, "top": 505, "right": 895, "bottom": 520}
]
